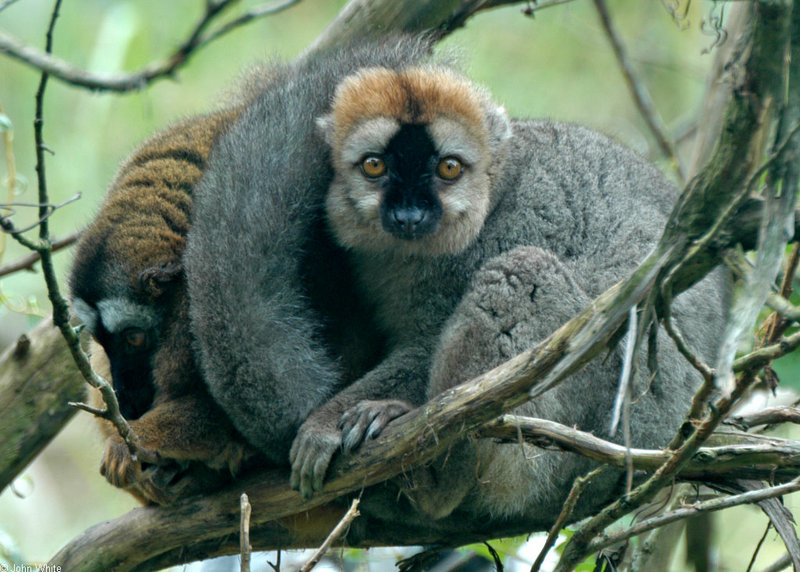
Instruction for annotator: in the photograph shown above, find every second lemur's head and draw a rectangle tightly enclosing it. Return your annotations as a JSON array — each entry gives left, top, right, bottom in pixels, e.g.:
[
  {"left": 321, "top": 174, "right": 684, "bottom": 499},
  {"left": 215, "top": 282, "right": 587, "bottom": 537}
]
[{"left": 318, "top": 65, "right": 511, "bottom": 257}]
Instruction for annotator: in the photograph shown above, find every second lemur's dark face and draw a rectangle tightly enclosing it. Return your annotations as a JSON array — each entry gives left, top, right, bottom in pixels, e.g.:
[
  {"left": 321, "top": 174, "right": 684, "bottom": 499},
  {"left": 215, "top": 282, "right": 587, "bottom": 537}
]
[{"left": 320, "top": 66, "right": 510, "bottom": 257}]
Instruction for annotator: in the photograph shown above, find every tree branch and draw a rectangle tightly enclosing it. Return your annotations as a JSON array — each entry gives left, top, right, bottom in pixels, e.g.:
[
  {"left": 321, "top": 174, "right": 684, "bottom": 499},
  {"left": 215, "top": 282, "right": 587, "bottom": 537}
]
[
  {"left": 480, "top": 415, "right": 800, "bottom": 482},
  {"left": 0, "top": 229, "right": 81, "bottom": 278},
  {"left": 586, "top": 477, "right": 800, "bottom": 557},
  {"left": 556, "top": 2, "right": 796, "bottom": 567},
  {"left": 299, "top": 499, "right": 360, "bottom": 572},
  {"left": 0, "top": 317, "right": 85, "bottom": 491},
  {"left": 0, "top": 0, "right": 299, "bottom": 92},
  {"left": 592, "top": 0, "right": 684, "bottom": 179}
]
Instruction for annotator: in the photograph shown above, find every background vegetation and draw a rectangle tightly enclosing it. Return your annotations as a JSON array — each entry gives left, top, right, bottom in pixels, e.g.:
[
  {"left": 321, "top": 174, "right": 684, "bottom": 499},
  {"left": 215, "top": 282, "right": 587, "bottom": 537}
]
[{"left": 1, "top": 0, "right": 797, "bottom": 569}]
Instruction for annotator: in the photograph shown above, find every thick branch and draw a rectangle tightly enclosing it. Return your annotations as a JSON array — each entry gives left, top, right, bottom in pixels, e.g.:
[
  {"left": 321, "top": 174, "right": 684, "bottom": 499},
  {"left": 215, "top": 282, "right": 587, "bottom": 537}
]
[
  {"left": 0, "top": 317, "right": 84, "bottom": 491},
  {"left": 303, "top": 0, "right": 573, "bottom": 53}
]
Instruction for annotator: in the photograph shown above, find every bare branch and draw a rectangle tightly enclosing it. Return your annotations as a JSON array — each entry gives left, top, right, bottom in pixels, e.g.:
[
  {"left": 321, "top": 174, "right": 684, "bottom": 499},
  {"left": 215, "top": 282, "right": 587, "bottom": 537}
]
[
  {"left": 0, "top": 229, "right": 82, "bottom": 278},
  {"left": 0, "top": 0, "right": 21, "bottom": 14},
  {"left": 299, "top": 499, "right": 360, "bottom": 572},
  {"left": 592, "top": 0, "right": 684, "bottom": 179},
  {"left": 481, "top": 415, "right": 800, "bottom": 481},
  {"left": 18, "top": 0, "right": 146, "bottom": 465},
  {"left": 726, "top": 406, "right": 800, "bottom": 431},
  {"left": 531, "top": 466, "right": 608, "bottom": 572},
  {"left": 585, "top": 477, "right": 800, "bottom": 556},
  {"left": 734, "top": 329, "right": 800, "bottom": 373},
  {"left": 240, "top": 493, "right": 252, "bottom": 572},
  {"left": 0, "top": 0, "right": 299, "bottom": 92}
]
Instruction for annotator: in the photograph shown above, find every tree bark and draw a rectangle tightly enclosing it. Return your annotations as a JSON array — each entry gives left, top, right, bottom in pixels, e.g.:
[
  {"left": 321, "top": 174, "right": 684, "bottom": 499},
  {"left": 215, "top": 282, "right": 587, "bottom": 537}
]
[{"left": 0, "top": 317, "right": 85, "bottom": 490}]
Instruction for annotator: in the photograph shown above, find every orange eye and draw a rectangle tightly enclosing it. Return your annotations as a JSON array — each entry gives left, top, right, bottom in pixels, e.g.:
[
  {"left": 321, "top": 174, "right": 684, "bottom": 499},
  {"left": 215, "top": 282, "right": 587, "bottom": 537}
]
[
  {"left": 123, "top": 328, "right": 148, "bottom": 349},
  {"left": 437, "top": 157, "right": 463, "bottom": 181},
  {"left": 361, "top": 156, "right": 387, "bottom": 179}
]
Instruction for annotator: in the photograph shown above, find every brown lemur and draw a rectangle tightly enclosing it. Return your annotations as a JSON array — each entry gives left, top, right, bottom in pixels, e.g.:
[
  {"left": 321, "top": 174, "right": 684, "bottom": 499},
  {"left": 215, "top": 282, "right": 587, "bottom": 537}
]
[
  {"left": 70, "top": 36, "right": 434, "bottom": 503},
  {"left": 290, "top": 63, "right": 727, "bottom": 529},
  {"left": 69, "top": 109, "right": 258, "bottom": 504}
]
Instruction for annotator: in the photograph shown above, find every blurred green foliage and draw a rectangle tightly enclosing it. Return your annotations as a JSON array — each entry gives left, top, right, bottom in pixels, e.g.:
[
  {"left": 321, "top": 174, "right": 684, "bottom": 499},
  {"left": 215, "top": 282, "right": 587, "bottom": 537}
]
[{"left": 0, "top": 1, "right": 796, "bottom": 570}]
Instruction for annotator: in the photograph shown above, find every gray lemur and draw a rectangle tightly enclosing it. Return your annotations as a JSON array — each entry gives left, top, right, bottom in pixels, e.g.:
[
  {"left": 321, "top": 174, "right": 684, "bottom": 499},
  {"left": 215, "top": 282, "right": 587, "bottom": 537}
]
[
  {"left": 184, "top": 36, "right": 434, "bottom": 467},
  {"left": 293, "top": 63, "right": 726, "bottom": 526}
]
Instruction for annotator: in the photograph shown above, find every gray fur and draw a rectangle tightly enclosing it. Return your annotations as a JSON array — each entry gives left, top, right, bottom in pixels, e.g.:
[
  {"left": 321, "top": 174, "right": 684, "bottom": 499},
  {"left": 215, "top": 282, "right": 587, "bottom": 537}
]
[
  {"left": 184, "top": 36, "right": 432, "bottom": 465},
  {"left": 95, "top": 298, "right": 161, "bottom": 335},
  {"left": 310, "top": 69, "right": 727, "bottom": 529}
]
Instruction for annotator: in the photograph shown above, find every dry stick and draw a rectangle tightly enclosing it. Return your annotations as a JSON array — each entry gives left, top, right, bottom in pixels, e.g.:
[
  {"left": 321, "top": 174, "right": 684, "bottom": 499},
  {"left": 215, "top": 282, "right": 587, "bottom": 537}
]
[
  {"left": 584, "top": 477, "right": 800, "bottom": 557},
  {"left": 299, "top": 499, "right": 360, "bottom": 572},
  {"left": 0, "top": 0, "right": 21, "bottom": 14},
  {"left": 530, "top": 466, "right": 608, "bottom": 572},
  {"left": 762, "top": 553, "right": 792, "bottom": 572},
  {"left": 12, "top": 0, "right": 151, "bottom": 463},
  {"left": 746, "top": 521, "right": 772, "bottom": 572},
  {"left": 765, "top": 291, "right": 800, "bottom": 322},
  {"left": 726, "top": 406, "right": 800, "bottom": 431},
  {"left": 0, "top": 0, "right": 299, "bottom": 92},
  {"left": 592, "top": 0, "right": 684, "bottom": 180},
  {"left": 481, "top": 415, "right": 800, "bottom": 480},
  {"left": 0, "top": 229, "right": 82, "bottom": 278},
  {"left": 240, "top": 493, "right": 252, "bottom": 572},
  {"left": 763, "top": 243, "right": 800, "bottom": 339}
]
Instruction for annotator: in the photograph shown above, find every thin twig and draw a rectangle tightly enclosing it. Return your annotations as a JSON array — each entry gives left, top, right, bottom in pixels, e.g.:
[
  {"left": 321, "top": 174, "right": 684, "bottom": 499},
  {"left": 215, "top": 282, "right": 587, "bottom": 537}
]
[
  {"left": 592, "top": 0, "right": 684, "bottom": 179},
  {"left": 299, "top": 499, "right": 360, "bottom": 572},
  {"left": 746, "top": 521, "right": 772, "bottom": 572},
  {"left": 201, "top": 0, "right": 302, "bottom": 45},
  {"left": 733, "top": 329, "right": 800, "bottom": 373},
  {"left": 765, "top": 291, "right": 800, "bottom": 322},
  {"left": 610, "top": 306, "right": 637, "bottom": 435},
  {"left": 725, "top": 406, "right": 800, "bottom": 431},
  {"left": 584, "top": 477, "right": 800, "bottom": 556},
  {"left": 0, "top": 229, "right": 82, "bottom": 277},
  {"left": 531, "top": 466, "right": 608, "bottom": 572},
  {"left": 240, "top": 493, "right": 252, "bottom": 572},
  {"left": 0, "top": 0, "right": 300, "bottom": 92},
  {"left": 661, "top": 286, "right": 715, "bottom": 383},
  {"left": 0, "top": 0, "right": 21, "bottom": 13},
  {"left": 16, "top": 0, "right": 146, "bottom": 462},
  {"left": 0, "top": 194, "right": 81, "bottom": 235}
]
